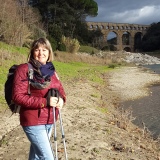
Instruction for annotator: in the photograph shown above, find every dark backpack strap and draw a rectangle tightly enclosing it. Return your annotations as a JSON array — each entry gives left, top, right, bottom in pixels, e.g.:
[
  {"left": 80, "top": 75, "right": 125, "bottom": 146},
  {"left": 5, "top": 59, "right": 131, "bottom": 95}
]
[{"left": 27, "top": 63, "right": 33, "bottom": 95}]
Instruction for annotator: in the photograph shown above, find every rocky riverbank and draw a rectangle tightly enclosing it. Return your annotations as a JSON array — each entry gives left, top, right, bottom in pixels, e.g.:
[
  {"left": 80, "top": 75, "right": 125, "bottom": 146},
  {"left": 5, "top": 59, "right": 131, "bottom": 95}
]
[
  {"left": 121, "top": 51, "right": 160, "bottom": 65},
  {"left": 96, "top": 50, "right": 160, "bottom": 65}
]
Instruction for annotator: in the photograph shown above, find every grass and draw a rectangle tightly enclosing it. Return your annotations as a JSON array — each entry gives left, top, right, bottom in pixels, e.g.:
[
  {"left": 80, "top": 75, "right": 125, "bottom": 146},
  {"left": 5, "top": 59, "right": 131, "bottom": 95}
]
[
  {"left": 0, "top": 42, "right": 28, "bottom": 55},
  {"left": 98, "top": 107, "right": 108, "bottom": 114},
  {"left": 54, "top": 61, "right": 111, "bottom": 83},
  {"left": 79, "top": 45, "right": 99, "bottom": 54}
]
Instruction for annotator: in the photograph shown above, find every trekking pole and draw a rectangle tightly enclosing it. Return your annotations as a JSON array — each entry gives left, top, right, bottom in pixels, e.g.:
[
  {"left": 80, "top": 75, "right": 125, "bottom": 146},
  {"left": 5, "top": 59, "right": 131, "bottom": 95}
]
[
  {"left": 53, "top": 88, "right": 68, "bottom": 160},
  {"left": 59, "top": 110, "right": 68, "bottom": 160},
  {"left": 52, "top": 88, "right": 68, "bottom": 160},
  {"left": 51, "top": 89, "right": 58, "bottom": 160}
]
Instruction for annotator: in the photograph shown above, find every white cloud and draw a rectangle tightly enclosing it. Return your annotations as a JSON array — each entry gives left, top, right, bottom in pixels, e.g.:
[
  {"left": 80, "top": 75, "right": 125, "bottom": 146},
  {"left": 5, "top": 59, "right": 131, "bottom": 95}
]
[
  {"left": 122, "top": 5, "right": 160, "bottom": 24},
  {"left": 87, "top": 1, "right": 160, "bottom": 25}
]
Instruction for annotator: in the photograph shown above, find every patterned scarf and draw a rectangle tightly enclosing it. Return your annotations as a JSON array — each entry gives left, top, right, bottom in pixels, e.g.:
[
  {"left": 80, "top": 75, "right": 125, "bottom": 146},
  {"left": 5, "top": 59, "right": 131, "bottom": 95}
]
[{"left": 29, "top": 58, "right": 55, "bottom": 89}]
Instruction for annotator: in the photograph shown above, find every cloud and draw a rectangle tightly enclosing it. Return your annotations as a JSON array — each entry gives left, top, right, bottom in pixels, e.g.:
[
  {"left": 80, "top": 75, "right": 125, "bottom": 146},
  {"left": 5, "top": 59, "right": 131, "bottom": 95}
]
[
  {"left": 86, "top": 1, "right": 160, "bottom": 25},
  {"left": 110, "top": 5, "right": 160, "bottom": 24}
]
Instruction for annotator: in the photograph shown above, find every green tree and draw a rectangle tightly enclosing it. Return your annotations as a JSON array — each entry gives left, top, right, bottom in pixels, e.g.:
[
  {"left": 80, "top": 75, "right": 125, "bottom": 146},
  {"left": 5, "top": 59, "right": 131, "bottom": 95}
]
[
  {"left": 29, "top": 0, "right": 98, "bottom": 45},
  {"left": 141, "top": 22, "right": 160, "bottom": 51}
]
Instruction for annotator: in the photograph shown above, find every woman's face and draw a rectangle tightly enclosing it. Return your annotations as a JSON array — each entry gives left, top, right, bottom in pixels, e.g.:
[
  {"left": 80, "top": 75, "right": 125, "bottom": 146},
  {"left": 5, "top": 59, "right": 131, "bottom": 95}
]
[{"left": 33, "top": 45, "right": 49, "bottom": 65}]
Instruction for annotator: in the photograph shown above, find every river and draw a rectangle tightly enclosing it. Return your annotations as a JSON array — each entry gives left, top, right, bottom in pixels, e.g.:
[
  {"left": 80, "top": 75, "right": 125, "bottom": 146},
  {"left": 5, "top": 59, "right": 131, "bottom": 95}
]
[{"left": 121, "top": 64, "right": 160, "bottom": 138}]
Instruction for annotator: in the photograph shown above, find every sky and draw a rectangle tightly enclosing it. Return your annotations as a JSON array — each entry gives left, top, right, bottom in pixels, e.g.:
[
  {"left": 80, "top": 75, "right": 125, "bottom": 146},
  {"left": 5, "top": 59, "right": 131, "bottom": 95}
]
[{"left": 86, "top": 0, "right": 160, "bottom": 25}]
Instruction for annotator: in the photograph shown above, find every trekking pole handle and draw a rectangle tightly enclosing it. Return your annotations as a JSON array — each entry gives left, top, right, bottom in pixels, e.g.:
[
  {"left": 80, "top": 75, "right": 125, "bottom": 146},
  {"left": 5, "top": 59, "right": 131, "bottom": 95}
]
[
  {"left": 51, "top": 88, "right": 59, "bottom": 98},
  {"left": 51, "top": 88, "right": 55, "bottom": 97}
]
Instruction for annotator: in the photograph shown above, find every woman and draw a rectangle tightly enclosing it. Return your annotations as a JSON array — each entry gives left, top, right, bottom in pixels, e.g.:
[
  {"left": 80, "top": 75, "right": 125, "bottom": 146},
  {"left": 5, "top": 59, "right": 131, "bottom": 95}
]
[{"left": 12, "top": 38, "right": 66, "bottom": 160}]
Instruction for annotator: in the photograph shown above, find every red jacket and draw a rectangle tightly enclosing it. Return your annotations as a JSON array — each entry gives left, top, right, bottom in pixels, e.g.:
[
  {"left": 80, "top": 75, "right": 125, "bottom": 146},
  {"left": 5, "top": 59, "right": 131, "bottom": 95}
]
[{"left": 12, "top": 63, "right": 66, "bottom": 126}]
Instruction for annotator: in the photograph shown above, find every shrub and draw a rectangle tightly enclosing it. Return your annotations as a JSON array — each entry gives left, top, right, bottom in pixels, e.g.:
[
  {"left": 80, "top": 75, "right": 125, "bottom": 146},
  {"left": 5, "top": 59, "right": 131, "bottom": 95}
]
[
  {"left": 61, "top": 36, "right": 80, "bottom": 54},
  {"left": 48, "top": 36, "right": 57, "bottom": 51},
  {"left": 58, "top": 43, "right": 66, "bottom": 51},
  {"left": 79, "top": 45, "right": 99, "bottom": 55},
  {"left": 108, "top": 64, "right": 116, "bottom": 68},
  {"left": 101, "top": 45, "right": 110, "bottom": 51}
]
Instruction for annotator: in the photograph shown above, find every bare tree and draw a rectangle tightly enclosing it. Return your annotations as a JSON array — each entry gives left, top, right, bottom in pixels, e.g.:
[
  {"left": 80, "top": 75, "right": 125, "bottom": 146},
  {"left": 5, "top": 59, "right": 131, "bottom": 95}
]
[{"left": 0, "top": 0, "right": 45, "bottom": 46}]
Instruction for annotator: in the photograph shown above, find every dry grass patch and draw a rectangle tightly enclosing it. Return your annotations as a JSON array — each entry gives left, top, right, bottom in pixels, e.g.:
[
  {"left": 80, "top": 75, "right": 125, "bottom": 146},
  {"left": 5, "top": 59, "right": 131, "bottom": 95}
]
[{"left": 54, "top": 51, "right": 121, "bottom": 65}]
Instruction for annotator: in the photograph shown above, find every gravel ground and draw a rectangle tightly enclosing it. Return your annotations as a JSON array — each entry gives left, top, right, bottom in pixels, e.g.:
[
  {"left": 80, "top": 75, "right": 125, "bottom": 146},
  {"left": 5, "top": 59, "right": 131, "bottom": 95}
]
[{"left": 108, "top": 66, "right": 160, "bottom": 101}]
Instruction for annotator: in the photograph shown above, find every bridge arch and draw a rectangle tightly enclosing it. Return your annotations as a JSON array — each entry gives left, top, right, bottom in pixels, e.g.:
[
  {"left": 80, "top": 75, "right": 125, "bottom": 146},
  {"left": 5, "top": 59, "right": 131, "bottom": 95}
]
[
  {"left": 86, "top": 22, "right": 150, "bottom": 52},
  {"left": 106, "top": 31, "right": 117, "bottom": 44}
]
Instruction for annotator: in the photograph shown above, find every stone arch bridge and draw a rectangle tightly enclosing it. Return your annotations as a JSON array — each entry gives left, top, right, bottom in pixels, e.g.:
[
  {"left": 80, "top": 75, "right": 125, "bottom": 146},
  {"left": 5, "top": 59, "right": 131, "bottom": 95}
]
[{"left": 86, "top": 22, "right": 150, "bottom": 52}]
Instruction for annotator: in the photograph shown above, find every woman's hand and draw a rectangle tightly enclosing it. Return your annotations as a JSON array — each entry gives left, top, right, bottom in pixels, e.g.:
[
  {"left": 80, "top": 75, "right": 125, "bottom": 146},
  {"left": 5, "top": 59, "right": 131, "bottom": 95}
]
[
  {"left": 56, "top": 97, "right": 64, "bottom": 110},
  {"left": 50, "top": 97, "right": 58, "bottom": 107},
  {"left": 50, "top": 97, "right": 64, "bottom": 109}
]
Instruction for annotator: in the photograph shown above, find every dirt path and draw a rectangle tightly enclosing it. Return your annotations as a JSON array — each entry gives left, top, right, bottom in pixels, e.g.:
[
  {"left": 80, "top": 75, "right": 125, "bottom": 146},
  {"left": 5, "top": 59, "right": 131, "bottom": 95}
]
[{"left": 0, "top": 66, "right": 160, "bottom": 160}]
